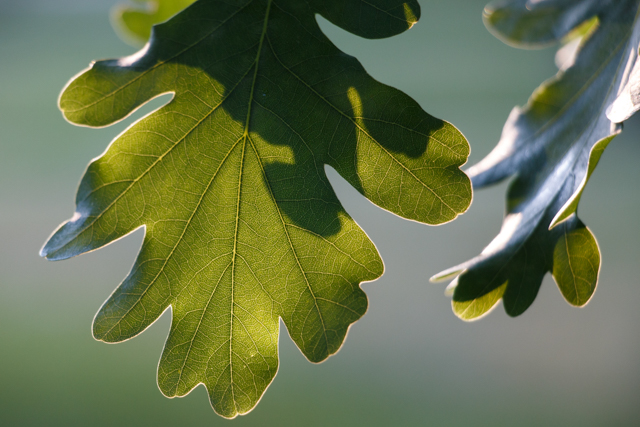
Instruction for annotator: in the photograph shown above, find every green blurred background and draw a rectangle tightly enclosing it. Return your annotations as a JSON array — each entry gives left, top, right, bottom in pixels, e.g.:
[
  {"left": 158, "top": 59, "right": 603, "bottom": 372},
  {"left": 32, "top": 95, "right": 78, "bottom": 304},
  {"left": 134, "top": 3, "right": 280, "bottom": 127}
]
[{"left": 2, "top": 1, "right": 639, "bottom": 425}]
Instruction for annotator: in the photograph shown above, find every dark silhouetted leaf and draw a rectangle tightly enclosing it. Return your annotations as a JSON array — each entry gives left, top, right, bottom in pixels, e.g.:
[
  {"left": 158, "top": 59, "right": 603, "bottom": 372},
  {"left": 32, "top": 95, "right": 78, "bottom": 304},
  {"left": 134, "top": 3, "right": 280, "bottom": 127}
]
[
  {"left": 42, "top": 0, "right": 471, "bottom": 417},
  {"left": 433, "top": 0, "right": 640, "bottom": 320}
]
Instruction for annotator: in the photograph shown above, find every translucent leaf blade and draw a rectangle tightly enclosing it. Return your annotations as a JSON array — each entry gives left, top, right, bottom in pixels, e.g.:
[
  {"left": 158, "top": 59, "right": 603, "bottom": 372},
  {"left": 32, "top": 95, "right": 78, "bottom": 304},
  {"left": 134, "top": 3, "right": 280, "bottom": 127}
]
[{"left": 43, "top": 0, "right": 471, "bottom": 417}]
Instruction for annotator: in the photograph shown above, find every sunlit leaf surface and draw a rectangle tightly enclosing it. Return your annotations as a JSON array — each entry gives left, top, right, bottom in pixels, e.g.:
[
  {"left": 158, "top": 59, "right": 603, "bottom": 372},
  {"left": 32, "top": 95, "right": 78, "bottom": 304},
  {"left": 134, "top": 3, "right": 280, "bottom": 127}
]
[
  {"left": 42, "top": 0, "right": 471, "bottom": 417},
  {"left": 433, "top": 0, "right": 640, "bottom": 320}
]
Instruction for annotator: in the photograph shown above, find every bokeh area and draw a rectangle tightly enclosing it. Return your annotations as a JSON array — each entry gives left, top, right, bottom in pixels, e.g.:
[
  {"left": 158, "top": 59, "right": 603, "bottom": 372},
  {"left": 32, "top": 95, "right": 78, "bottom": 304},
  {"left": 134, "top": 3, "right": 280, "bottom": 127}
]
[{"left": 2, "top": 1, "right": 639, "bottom": 425}]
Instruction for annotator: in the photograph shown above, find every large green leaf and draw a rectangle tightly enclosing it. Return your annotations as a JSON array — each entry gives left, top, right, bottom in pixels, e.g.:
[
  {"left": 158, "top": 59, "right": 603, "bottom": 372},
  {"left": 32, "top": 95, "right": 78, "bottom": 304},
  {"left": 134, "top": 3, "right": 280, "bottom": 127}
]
[
  {"left": 41, "top": 0, "right": 471, "bottom": 417},
  {"left": 433, "top": 0, "right": 640, "bottom": 320}
]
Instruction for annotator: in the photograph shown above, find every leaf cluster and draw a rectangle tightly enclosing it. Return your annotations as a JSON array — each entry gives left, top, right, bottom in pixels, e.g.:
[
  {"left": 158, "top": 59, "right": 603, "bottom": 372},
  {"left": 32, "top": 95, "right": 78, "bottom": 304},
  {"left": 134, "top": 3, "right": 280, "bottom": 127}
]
[
  {"left": 41, "top": 0, "right": 640, "bottom": 418},
  {"left": 435, "top": 0, "right": 640, "bottom": 320}
]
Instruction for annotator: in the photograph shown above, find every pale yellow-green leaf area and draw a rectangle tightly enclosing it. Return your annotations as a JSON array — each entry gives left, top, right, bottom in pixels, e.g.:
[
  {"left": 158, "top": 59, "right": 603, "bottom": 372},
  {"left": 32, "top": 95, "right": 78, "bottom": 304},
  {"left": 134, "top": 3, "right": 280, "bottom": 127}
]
[
  {"left": 453, "top": 282, "right": 507, "bottom": 321},
  {"left": 113, "top": 0, "right": 196, "bottom": 45},
  {"left": 553, "top": 226, "right": 600, "bottom": 307}
]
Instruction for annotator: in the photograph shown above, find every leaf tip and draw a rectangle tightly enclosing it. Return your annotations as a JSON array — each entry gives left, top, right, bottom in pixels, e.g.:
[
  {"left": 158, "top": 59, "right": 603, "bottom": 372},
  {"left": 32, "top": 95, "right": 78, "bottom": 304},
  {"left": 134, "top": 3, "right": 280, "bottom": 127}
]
[
  {"left": 38, "top": 246, "right": 48, "bottom": 259},
  {"left": 39, "top": 234, "right": 66, "bottom": 261},
  {"left": 548, "top": 210, "right": 570, "bottom": 230},
  {"left": 443, "top": 278, "right": 458, "bottom": 296},
  {"left": 403, "top": 2, "right": 419, "bottom": 28},
  {"left": 430, "top": 268, "right": 463, "bottom": 283}
]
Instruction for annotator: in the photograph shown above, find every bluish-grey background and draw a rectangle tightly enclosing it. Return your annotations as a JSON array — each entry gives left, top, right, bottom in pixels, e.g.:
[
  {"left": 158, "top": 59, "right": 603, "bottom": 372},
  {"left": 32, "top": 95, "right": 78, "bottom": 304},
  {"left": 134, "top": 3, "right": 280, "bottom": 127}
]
[{"left": 1, "top": 1, "right": 639, "bottom": 425}]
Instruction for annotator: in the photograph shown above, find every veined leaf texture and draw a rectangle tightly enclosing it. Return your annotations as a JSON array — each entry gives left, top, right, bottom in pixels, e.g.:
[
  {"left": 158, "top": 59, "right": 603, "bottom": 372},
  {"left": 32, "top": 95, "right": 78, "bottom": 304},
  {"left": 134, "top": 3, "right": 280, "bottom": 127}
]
[{"left": 42, "top": 0, "right": 471, "bottom": 417}]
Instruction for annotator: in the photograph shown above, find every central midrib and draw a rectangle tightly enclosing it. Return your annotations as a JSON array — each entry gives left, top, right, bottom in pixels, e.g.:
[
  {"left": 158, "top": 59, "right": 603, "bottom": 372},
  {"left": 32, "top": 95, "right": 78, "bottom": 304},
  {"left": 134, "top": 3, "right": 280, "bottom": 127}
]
[{"left": 227, "top": 0, "right": 273, "bottom": 414}]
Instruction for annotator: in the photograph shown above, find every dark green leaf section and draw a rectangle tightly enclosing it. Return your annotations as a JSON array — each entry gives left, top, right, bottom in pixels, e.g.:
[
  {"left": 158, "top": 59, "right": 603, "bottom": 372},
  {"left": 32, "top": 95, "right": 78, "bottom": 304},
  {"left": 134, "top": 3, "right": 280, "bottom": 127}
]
[
  {"left": 112, "top": 0, "right": 196, "bottom": 46},
  {"left": 42, "top": 0, "right": 471, "bottom": 417},
  {"left": 433, "top": 0, "right": 640, "bottom": 320},
  {"left": 446, "top": 185, "right": 599, "bottom": 320}
]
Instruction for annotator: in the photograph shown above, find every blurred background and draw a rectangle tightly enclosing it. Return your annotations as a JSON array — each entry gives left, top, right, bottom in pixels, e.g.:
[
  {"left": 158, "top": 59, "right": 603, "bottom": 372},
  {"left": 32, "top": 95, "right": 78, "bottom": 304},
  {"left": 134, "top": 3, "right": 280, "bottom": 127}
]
[{"left": 1, "top": 0, "right": 639, "bottom": 425}]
